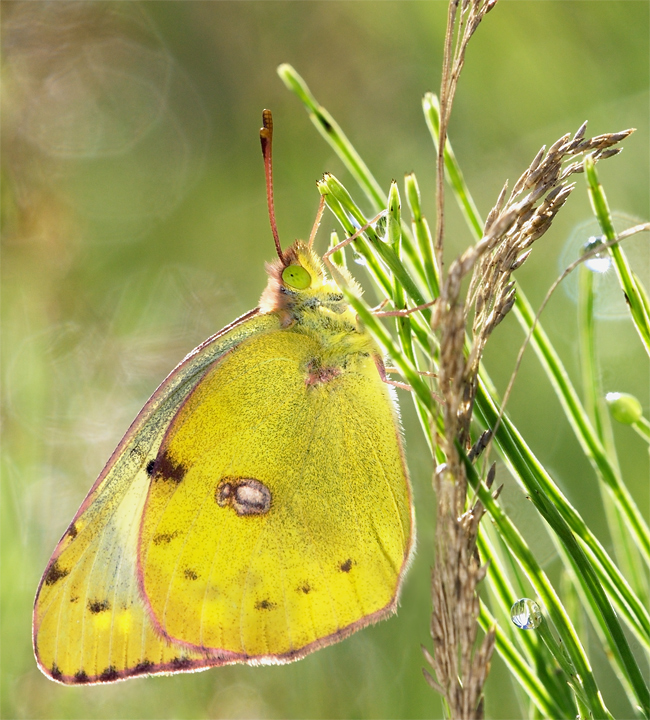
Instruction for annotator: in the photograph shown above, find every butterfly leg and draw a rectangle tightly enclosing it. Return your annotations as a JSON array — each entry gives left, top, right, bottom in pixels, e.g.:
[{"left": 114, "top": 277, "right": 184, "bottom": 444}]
[
  {"left": 385, "top": 367, "right": 437, "bottom": 379},
  {"left": 322, "top": 210, "right": 387, "bottom": 268},
  {"left": 369, "top": 299, "right": 390, "bottom": 313},
  {"left": 374, "top": 357, "right": 412, "bottom": 391},
  {"left": 373, "top": 299, "right": 438, "bottom": 317},
  {"left": 383, "top": 365, "right": 444, "bottom": 402}
]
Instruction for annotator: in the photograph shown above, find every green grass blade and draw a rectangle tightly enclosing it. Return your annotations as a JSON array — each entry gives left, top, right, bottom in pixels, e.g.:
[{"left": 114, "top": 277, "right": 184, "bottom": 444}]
[
  {"left": 318, "top": 177, "right": 433, "bottom": 354},
  {"left": 422, "top": 93, "right": 483, "bottom": 238},
  {"left": 278, "top": 63, "right": 385, "bottom": 208},
  {"left": 514, "top": 296, "right": 650, "bottom": 567},
  {"left": 558, "top": 543, "right": 646, "bottom": 716},
  {"left": 479, "top": 603, "right": 570, "bottom": 719},
  {"left": 633, "top": 416, "right": 650, "bottom": 442},
  {"left": 350, "top": 294, "right": 435, "bottom": 413},
  {"left": 578, "top": 266, "right": 603, "bottom": 437},
  {"left": 473, "top": 390, "right": 650, "bottom": 717},
  {"left": 479, "top": 530, "right": 578, "bottom": 715},
  {"left": 579, "top": 264, "right": 649, "bottom": 605},
  {"left": 279, "top": 64, "right": 431, "bottom": 296},
  {"left": 323, "top": 173, "right": 430, "bottom": 312},
  {"left": 462, "top": 454, "right": 613, "bottom": 719},
  {"left": 405, "top": 172, "right": 440, "bottom": 296},
  {"left": 633, "top": 268, "right": 650, "bottom": 321},
  {"left": 584, "top": 156, "right": 650, "bottom": 356}
]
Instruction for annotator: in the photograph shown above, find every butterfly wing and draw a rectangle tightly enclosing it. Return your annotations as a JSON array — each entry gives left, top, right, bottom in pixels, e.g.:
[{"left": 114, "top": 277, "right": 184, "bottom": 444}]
[
  {"left": 139, "top": 327, "right": 413, "bottom": 661},
  {"left": 33, "top": 310, "right": 281, "bottom": 684}
]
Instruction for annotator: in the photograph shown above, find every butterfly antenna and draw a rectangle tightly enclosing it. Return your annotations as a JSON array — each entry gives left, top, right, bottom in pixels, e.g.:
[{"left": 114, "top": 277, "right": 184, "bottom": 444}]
[
  {"left": 260, "top": 109, "right": 284, "bottom": 261},
  {"left": 308, "top": 195, "right": 326, "bottom": 248}
]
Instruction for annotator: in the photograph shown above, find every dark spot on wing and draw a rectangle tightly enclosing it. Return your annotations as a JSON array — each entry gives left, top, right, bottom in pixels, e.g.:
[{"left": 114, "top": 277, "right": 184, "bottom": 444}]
[
  {"left": 298, "top": 583, "right": 312, "bottom": 595},
  {"left": 153, "top": 450, "right": 187, "bottom": 484},
  {"left": 130, "top": 660, "right": 154, "bottom": 676},
  {"left": 184, "top": 569, "right": 198, "bottom": 580},
  {"left": 129, "top": 444, "right": 147, "bottom": 462},
  {"left": 51, "top": 664, "right": 62, "bottom": 680},
  {"left": 255, "top": 599, "right": 276, "bottom": 610},
  {"left": 44, "top": 560, "right": 69, "bottom": 586},
  {"left": 67, "top": 524, "right": 78, "bottom": 539},
  {"left": 145, "top": 459, "right": 155, "bottom": 476},
  {"left": 170, "top": 656, "right": 193, "bottom": 670},
  {"left": 340, "top": 559, "right": 353, "bottom": 573},
  {"left": 216, "top": 477, "right": 271, "bottom": 516},
  {"left": 88, "top": 599, "right": 110, "bottom": 614},
  {"left": 74, "top": 670, "right": 89, "bottom": 683},
  {"left": 70, "top": 596, "right": 79, "bottom": 603},
  {"left": 152, "top": 531, "right": 179, "bottom": 546},
  {"left": 99, "top": 666, "right": 119, "bottom": 682}
]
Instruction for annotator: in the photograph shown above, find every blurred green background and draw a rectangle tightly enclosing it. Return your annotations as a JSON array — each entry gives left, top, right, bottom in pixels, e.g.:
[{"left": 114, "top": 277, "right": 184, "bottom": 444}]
[{"left": 2, "top": 2, "right": 648, "bottom": 718}]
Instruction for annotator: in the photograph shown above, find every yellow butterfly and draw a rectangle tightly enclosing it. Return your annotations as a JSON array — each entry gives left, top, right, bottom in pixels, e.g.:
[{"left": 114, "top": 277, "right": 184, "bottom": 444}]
[{"left": 33, "top": 110, "right": 414, "bottom": 685}]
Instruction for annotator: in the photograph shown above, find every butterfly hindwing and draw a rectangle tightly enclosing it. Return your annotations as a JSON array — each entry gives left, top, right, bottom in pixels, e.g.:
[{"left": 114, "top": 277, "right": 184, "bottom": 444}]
[{"left": 139, "top": 327, "right": 413, "bottom": 661}]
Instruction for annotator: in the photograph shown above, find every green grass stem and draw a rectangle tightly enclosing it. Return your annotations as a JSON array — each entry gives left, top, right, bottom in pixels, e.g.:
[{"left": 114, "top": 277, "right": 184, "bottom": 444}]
[
  {"left": 422, "top": 93, "right": 483, "bottom": 239},
  {"left": 514, "top": 296, "right": 650, "bottom": 568},
  {"left": 557, "top": 543, "right": 645, "bottom": 715},
  {"left": 584, "top": 156, "right": 650, "bottom": 356},
  {"left": 579, "top": 261, "right": 649, "bottom": 605},
  {"left": 404, "top": 172, "right": 440, "bottom": 296},
  {"left": 462, "top": 453, "right": 613, "bottom": 719},
  {"left": 473, "top": 390, "right": 650, "bottom": 716},
  {"left": 578, "top": 266, "right": 602, "bottom": 438},
  {"left": 478, "top": 603, "right": 568, "bottom": 719},
  {"left": 478, "top": 530, "right": 578, "bottom": 716},
  {"left": 633, "top": 416, "right": 650, "bottom": 442},
  {"left": 278, "top": 64, "right": 431, "bottom": 297}
]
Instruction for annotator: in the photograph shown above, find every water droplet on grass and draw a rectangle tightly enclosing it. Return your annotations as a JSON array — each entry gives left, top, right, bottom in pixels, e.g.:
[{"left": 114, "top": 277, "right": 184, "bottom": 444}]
[{"left": 511, "top": 598, "right": 542, "bottom": 630}]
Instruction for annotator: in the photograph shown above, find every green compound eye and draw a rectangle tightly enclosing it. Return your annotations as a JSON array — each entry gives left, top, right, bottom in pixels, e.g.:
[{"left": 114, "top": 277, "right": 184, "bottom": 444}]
[{"left": 282, "top": 264, "right": 311, "bottom": 289}]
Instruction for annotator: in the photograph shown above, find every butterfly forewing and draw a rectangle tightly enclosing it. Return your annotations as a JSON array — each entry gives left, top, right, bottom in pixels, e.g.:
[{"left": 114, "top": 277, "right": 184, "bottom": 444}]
[{"left": 33, "top": 311, "right": 278, "bottom": 683}]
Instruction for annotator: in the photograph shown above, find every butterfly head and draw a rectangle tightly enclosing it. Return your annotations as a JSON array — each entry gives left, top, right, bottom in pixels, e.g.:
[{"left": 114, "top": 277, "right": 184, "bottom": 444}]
[
  {"left": 257, "top": 111, "right": 361, "bottom": 328},
  {"left": 259, "top": 240, "right": 360, "bottom": 327}
]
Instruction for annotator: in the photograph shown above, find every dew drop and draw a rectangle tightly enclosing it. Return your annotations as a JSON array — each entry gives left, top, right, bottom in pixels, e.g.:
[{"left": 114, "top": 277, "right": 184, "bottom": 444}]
[
  {"left": 582, "top": 236, "right": 611, "bottom": 273},
  {"left": 510, "top": 598, "right": 542, "bottom": 630},
  {"left": 558, "top": 213, "right": 648, "bottom": 320}
]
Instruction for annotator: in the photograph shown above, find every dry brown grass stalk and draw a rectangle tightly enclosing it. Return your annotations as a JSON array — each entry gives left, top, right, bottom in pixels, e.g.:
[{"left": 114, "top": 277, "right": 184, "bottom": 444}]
[
  {"left": 424, "top": 2, "right": 498, "bottom": 716},
  {"left": 435, "top": 0, "right": 496, "bottom": 266}
]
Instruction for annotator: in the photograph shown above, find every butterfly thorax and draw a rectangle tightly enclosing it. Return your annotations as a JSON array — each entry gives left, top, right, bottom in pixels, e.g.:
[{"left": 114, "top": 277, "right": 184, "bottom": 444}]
[{"left": 258, "top": 240, "right": 379, "bottom": 371}]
